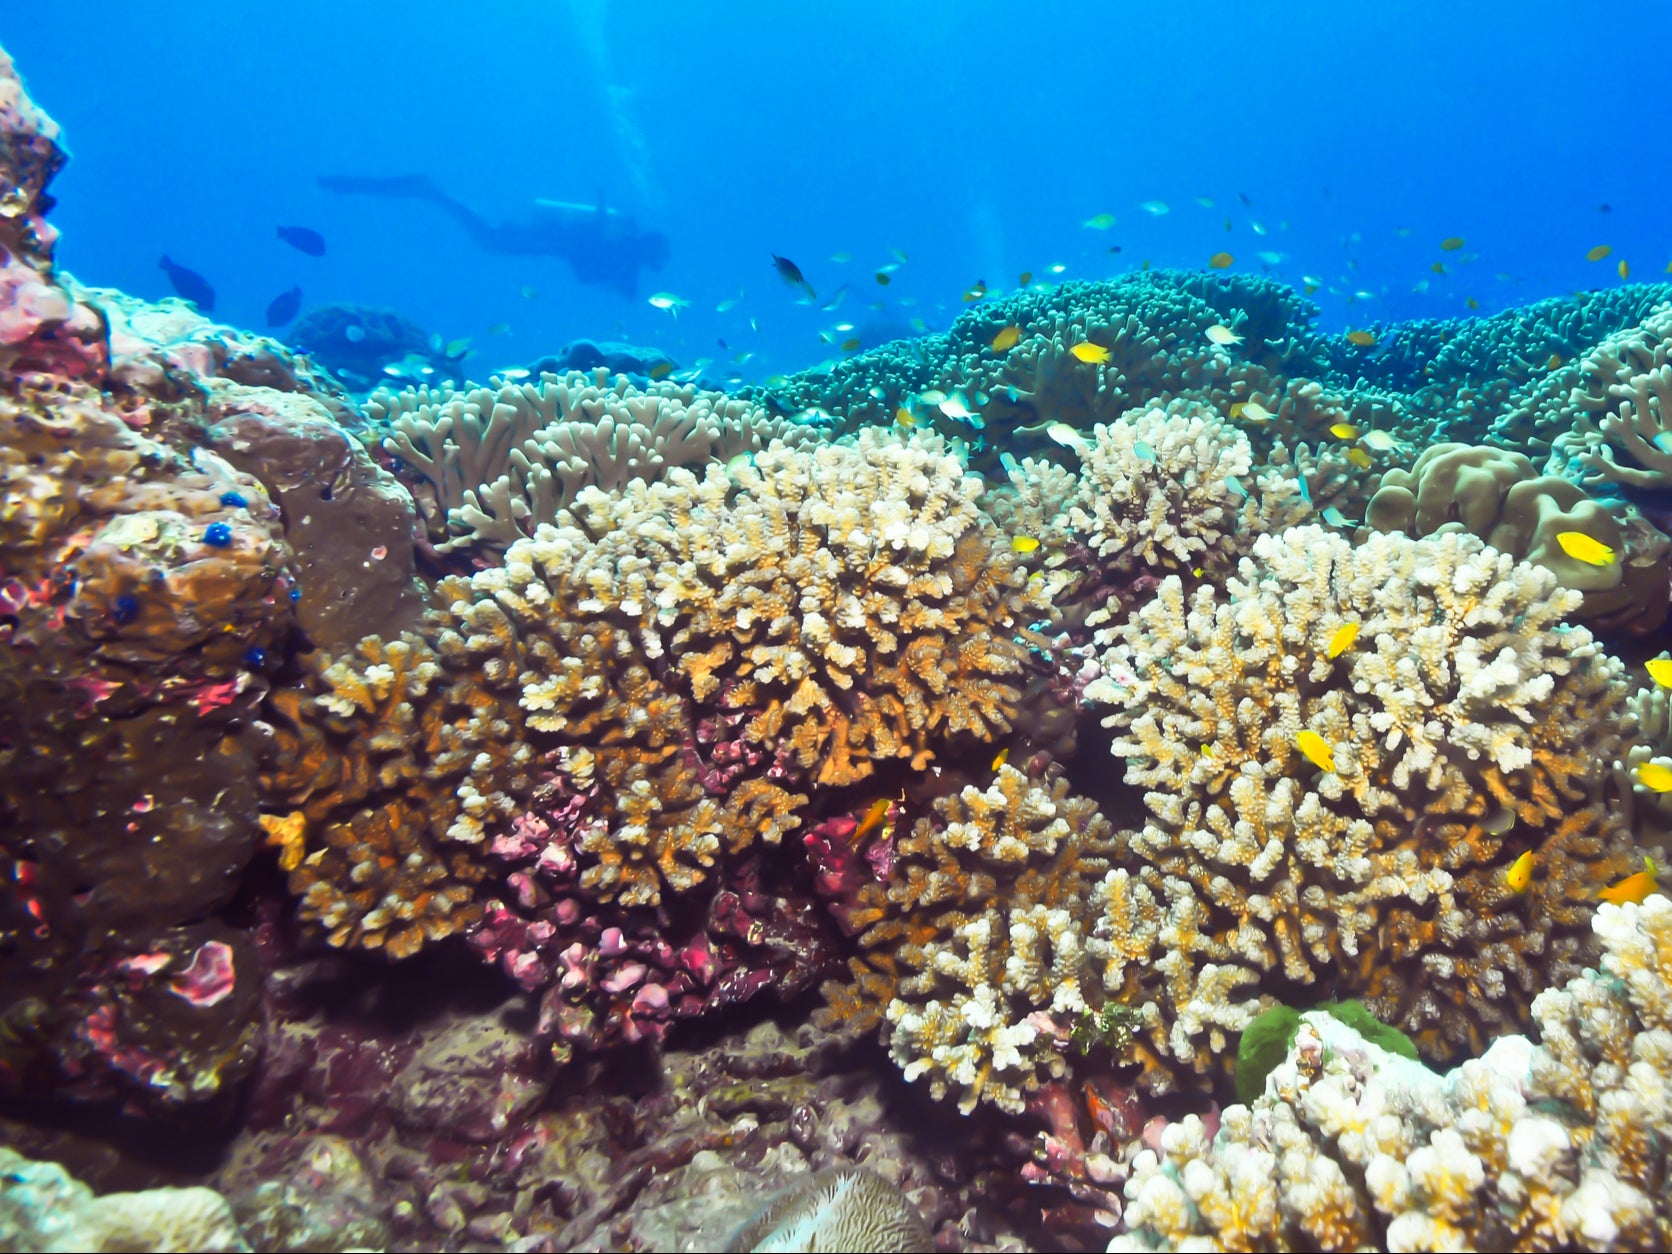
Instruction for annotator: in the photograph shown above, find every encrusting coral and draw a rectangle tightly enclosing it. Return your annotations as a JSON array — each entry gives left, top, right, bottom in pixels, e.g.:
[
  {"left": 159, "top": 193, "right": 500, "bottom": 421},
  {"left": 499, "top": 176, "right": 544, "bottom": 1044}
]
[
  {"left": 1367, "top": 440, "right": 1669, "bottom": 631},
  {"left": 370, "top": 368, "right": 819, "bottom": 553},
  {"left": 1112, "top": 895, "right": 1672, "bottom": 1252},
  {"left": 1083, "top": 524, "right": 1637, "bottom": 1092}
]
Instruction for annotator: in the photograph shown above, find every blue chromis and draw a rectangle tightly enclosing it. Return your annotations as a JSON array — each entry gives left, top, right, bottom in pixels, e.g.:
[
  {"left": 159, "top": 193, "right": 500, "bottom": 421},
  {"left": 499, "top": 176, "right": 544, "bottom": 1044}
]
[{"left": 1504, "top": 850, "right": 1535, "bottom": 894}]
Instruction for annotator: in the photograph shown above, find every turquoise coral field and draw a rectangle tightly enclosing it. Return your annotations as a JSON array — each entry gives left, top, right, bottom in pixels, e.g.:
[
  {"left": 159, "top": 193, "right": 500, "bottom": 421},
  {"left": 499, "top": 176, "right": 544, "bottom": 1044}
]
[{"left": 5, "top": 3, "right": 1672, "bottom": 1252}]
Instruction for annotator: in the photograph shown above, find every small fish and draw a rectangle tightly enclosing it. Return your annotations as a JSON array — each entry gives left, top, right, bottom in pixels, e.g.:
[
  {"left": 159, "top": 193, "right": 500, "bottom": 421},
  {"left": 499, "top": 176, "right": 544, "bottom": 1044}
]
[
  {"left": 344, "top": 324, "right": 366, "bottom": 343},
  {"left": 1431, "top": 261, "right": 1447, "bottom": 274},
  {"left": 854, "top": 797, "right": 893, "bottom": 843},
  {"left": 875, "top": 271, "right": 892, "bottom": 286},
  {"left": 648, "top": 361, "right": 675, "bottom": 380},
  {"left": 1238, "top": 191, "right": 1253, "bottom": 207},
  {"left": 264, "top": 285, "right": 301, "bottom": 327},
  {"left": 1546, "top": 353, "right": 1564, "bottom": 370},
  {"left": 1208, "top": 251, "right": 1234, "bottom": 270},
  {"left": 1047, "top": 263, "right": 1067, "bottom": 275},
  {"left": 1011, "top": 536, "right": 1040, "bottom": 554},
  {"left": 1321, "top": 506, "right": 1352, "bottom": 527},
  {"left": 1140, "top": 200, "right": 1170, "bottom": 215},
  {"left": 991, "top": 325, "right": 1021, "bottom": 351},
  {"left": 1133, "top": 440, "right": 1156, "bottom": 462},
  {"left": 938, "top": 391, "right": 976, "bottom": 420},
  {"left": 890, "top": 247, "right": 909, "bottom": 263},
  {"left": 1360, "top": 430, "right": 1401, "bottom": 452},
  {"left": 829, "top": 251, "right": 851, "bottom": 263},
  {"left": 1205, "top": 324, "right": 1243, "bottom": 347},
  {"left": 1326, "top": 622, "right": 1359, "bottom": 659},
  {"left": 1070, "top": 341, "right": 1111, "bottom": 364},
  {"left": 919, "top": 389, "right": 947, "bottom": 405},
  {"left": 1196, "top": 196, "right": 1215, "bottom": 208},
  {"left": 275, "top": 225, "right": 326, "bottom": 256},
  {"left": 1045, "top": 422, "right": 1090, "bottom": 452},
  {"left": 1345, "top": 330, "right": 1377, "bottom": 347},
  {"left": 1644, "top": 659, "right": 1672, "bottom": 688},
  {"left": 158, "top": 255, "right": 216, "bottom": 311},
  {"left": 442, "top": 337, "right": 471, "bottom": 360},
  {"left": 821, "top": 285, "right": 850, "bottom": 311},
  {"left": 991, "top": 747, "right": 1010, "bottom": 770},
  {"left": 1637, "top": 763, "right": 1672, "bottom": 793},
  {"left": 488, "top": 322, "right": 511, "bottom": 336},
  {"left": 1598, "top": 204, "right": 1612, "bottom": 214},
  {"left": 1440, "top": 236, "right": 1465, "bottom": 251},
  {"left": 1619, "top": 259, "right": 1630, "bottom": 280},
  {"left": 1555, "top": 530, "right": 1616, "bottom": 566},
  {"left": 648, "top": 291, "right": 690, "bottom": 314},
  {"left": 1504, "top": 850, "right": 1535, "bottom": 895},
  {"left": 1346, "top": 448, "right": 1374, "bottom": 469},
  {"left": 1083, "top": 213, "right": 1117, "bottom": 230},
  {"left": 1481, "top": 808, "right": 1516, "bottom": 836},
  {"left": 1599, "top": 858, "right": 1659, "bottom": 905},
  {"left": 771, "top": 253, "right": 816, "bottom": 299},
  {"left": 1466, "top": 297, "right": 1480, "bottom": 310},
  {"left": 1295, "top": 730, "right": 1335, "bottom": 773},
  {"left": 893, "top": 407, "right": 916, "bottom": 427},
  {"left": 1257, "top": 250, "right": 1284, "bottom": 265},
  {"left": 1225, "top": 476, "right": 1249, "bottom": 499},
  {"left": 1108, "top": 245, "right": 1123, "bottom": 254},
  {"left": 1586, "top": 245, "right": 1612, "bottom": 262},
  {"left": 1018, "top": 271, "right": 1033, "bottom": 286},
  {"left": 520, "top": 286, "right": 540, "bottom": 299},
  {"left": 1329, "top": 422, "right": 1360, "bottom": 440},
  {"left": 1238, "top": 401, "right": 1276, "bottom": 423},
  {"left": 962, "top": 280, "right": 988, "bottom": 302},
  {"left": 840, "top": 338, "right": 861, "bottom": 351}
]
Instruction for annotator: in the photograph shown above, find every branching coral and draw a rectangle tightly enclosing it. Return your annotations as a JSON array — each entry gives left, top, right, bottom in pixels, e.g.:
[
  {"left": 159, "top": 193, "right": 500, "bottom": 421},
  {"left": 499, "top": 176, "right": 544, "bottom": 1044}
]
[
  {"left": 371, "top": 369, "right": 819, "bottom": 552},
  {"left": 820, "top": 766, "right": 1119, "bottom": 1115},
  {"left": 1113, "top": 895, "right": 1672, "bottom": 1252},
  {"left": 1084, "top": 525, "right": 1637, "bottom": 1092},
  {"left": 1543, "top": 301, "right": 1672, "bottom": 489}
]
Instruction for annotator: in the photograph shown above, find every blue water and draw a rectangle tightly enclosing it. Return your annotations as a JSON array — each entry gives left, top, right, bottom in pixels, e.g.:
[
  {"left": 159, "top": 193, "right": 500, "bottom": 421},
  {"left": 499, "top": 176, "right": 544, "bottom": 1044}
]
[{"left": 10, "top": 1, "right": 1667, "bottom": 383}]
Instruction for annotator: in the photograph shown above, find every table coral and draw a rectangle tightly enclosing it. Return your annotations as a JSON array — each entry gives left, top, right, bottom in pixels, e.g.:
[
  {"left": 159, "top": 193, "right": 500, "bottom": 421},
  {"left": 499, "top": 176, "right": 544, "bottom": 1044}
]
[
  {"left": 1112, "top": 895, "right": 1672, "bottom": 1252},
  {"left": 1084, "top": 524, "right": 1637, "bottom": 1092}
]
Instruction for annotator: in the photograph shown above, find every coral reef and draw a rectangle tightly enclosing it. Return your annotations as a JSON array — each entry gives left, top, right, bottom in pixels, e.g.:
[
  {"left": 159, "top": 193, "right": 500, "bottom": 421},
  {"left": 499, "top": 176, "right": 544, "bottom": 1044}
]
[
  {"left": 1085, "top": 525, "right": 1637, "bottom": 1091},
  {"left": 724, "top": 1165, "right": 933, "bottom": 1252},
  {"left": 370, "top": 369, "right": 821, "bottom": 553},
  {"left": 1113, "top": 895, "right": 1672, "bottom": 1252},
  {"left": 0, "top": 1144, "right": 248, "bottom": 1253}
]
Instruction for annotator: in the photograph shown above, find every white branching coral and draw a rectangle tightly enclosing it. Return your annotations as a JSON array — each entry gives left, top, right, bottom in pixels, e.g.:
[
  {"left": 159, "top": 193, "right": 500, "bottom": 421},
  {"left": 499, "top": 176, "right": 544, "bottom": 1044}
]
[
  {"left": 1084, "top": 525, "right": 1635, "bottom": 1090},
  {"left": 1064, "top": 403, "right": 1255, "bottom": 574},
  {"left": 371, "top": 369, "right": 819, "bottom": 551},
  {"left": 1112, "top": 895, "right": 1672, "bottom": 1252}
]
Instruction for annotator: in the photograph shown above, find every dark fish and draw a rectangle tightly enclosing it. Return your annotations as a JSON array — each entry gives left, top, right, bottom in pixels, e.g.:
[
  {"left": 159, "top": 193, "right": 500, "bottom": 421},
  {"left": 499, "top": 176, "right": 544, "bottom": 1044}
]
[
  {"left": 770, "top": 253, "right": 815, "bottom": 299},
  {"left": 1598, "top": 203, "right": 1612, "bottom": 214},
  {"left": 265, "top": 285, "right": 302, "bottom": 327},
  {"left": 1238, "top": 191, "right": 1253, "bottom": 207},
  {"left": 158, "top": 255, "right": 216, "bottom": 311},
  {"left": 276, "top": 225, "right": 326, "bottom": 256}
]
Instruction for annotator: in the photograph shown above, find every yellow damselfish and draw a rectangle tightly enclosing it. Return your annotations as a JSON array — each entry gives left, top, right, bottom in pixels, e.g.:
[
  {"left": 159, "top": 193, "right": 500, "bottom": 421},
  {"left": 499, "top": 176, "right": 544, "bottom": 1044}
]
[
  {"left": 1326, "top": 622, "right": 1360, "bottom": 659},
  {"left": 1208, "top": 252, "right": 1234, "bottom": 269},
  {"left": 1070, "top": 341, "right": 1110, "bottom": 364},
  {"left": 1555, "top": 530, "right": 1616, "bottom": 566},
  {"left": 1440, "top": 236, "right": 1465, "bottom": 251},
  {"left": 1586, "top": 244, "right": 1612, "bottom": 262},
  {"left": 1599, "top": 858, "right": 1658, "bottom": 905},
  {"left": 1011, "top": 535, "right": 1041, "bottom": 554},
  {"left": 1636, "top": 762, "right": 1672, "bottom": 793},
  {"left": 1295, "top": 730, "right": 1335, "bottom": 772},
  {"left": 1346, "top": 330, "right": 1377, "bottom": 347},
  {"left": 1504, "top": 850, "right": 1535, "bottom": 894},
  {"left": 991, "top": 325, "right": 1021, "bottom": 351},
  {"left": 854, "top": 797, "right": 893, "bottom": 843},
  {"left": 1346, "top": 448, "right": 1374, "bottom": 469},
  {"left": 991, "top": 747, "right": 1010, "bottom": 770},
  {"left": 1329, "top": 422, "right": 1360, "bottom": 440},
  {"left": 1645, "top": 658, "right": 1672, "bottom": 688},
  {"left": 1619, "top": 259, "right": 1630, "bottom": 280}
]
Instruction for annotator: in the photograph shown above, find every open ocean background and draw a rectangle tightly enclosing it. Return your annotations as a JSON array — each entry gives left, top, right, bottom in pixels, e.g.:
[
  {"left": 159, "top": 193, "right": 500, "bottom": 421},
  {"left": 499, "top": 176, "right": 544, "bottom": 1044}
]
[{"left": 8, "top": 0, "right": 1668, "bottom": 383}]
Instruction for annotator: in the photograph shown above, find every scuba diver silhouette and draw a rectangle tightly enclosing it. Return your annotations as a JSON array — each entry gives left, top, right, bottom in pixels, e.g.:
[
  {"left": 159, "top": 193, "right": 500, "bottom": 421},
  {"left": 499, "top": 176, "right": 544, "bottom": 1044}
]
[{"left": 316, "top": 174, "right": 670, "bottom": 299}]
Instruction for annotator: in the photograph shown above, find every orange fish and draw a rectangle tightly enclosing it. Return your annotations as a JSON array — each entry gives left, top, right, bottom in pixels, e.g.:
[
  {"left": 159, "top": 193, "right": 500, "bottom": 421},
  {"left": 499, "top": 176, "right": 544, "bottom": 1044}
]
[
  {"left": 1208, "top": 252, "right": 1234, "bottom": 270},
  {"left": 1599, "top": 859, "right": 1658, "bottom": 906},
  {"left": 854, "top": 797, "right": 893, "bottom": 843}
]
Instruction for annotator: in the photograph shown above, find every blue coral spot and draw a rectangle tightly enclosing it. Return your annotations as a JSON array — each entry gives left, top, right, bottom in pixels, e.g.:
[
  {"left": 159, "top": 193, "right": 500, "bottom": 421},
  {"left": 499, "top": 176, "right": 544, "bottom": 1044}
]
[
  {"left": 288, "top": 586, "right": 301, "bottom": 603},
  {"left": 219, "top": 491, "right": 248, "bottom": 508},
  {"left": 112, "top": 594, "right": 140, "bottom": 625},
  {"left": 203, "top": 521, "right": 233, "bottom": 548},
  {"left": 243, "top": 646, "right": 268, "bottom": 668}
]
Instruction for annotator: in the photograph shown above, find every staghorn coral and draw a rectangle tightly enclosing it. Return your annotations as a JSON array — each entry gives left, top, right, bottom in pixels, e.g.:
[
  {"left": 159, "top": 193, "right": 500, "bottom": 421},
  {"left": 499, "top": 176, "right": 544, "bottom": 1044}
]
[
  {"left": 1084, "top": 524, "right": 1637, "bottom": 1093},
  {"left": 822, "top": 765, "right": 1120, "bottom": 1115},
  {"left": 1112, "top": 895, "right": 1672, "bottom": 1253},
  {"left": 371, "top": 368, "right": 819, "bottom": 552},
  {"left": 1366, "top": 440, "right": 1670, "bottom": 630}
]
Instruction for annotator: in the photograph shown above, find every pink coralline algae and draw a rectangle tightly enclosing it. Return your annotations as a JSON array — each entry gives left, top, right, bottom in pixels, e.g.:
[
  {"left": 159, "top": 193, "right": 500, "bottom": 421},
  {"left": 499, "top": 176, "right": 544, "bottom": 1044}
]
[{"left": 169, "top": 939, "right": 238, "bottom": 1008}]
